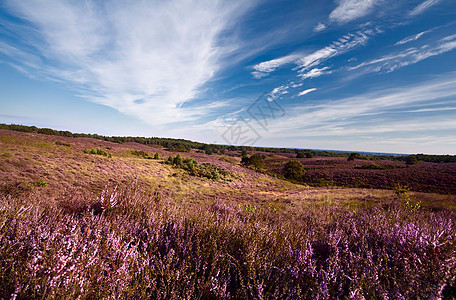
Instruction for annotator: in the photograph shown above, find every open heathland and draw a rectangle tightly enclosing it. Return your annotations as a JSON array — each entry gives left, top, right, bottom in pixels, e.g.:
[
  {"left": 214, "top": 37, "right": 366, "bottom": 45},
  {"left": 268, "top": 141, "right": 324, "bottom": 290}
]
[{"left": 1, "top": 128, "right": 456, "bottom": 299}]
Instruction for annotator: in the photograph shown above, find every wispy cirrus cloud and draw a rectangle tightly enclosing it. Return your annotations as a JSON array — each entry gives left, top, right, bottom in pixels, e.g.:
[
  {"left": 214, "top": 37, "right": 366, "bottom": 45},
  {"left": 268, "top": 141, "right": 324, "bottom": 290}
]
[
  {"left": 329, "top": 0, "right": 379, "bottom": 24},
  {"left": 299, "top": 67, "right": 331, "bottom": 79},
  {"left": 313, "top": 23, "right": 327, "bottom": 32},
  {"left": 251, "top": 54, "right": 300, "bottom": 79},
  {"left": 409, "top": 0, "right": 440, "bottom": 16},
  {"left": 0, "top": 0, "right": 253, "bottom": 126},
  {"left": 395, "top": 29, "right": 432, "bottom": 45},
  {"left": 298, "top": 88, "right": 317, "bottom": 96},
  {"left": 251, "top": 28, "right": 376, "bottom": 79},
  {"left": 263, "top": 73, "right": 456, "bottom": 137},
  {"left": 350, "top": 33, "right": 456, "bottom": 74}
]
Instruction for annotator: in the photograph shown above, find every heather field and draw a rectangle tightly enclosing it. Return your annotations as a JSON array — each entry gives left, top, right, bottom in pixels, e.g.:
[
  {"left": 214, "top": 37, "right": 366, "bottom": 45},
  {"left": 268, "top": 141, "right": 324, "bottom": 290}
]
[{"left": 1, "top": 129, "right": 456, "bottom": 299}]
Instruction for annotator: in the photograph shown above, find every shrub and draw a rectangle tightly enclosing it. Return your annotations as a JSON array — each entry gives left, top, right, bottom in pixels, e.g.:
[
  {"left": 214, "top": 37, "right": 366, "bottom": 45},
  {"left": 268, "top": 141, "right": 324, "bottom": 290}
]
[
  {"left": 174, "top": 154, "right": 183, "bottom": 167},
  {"left": 283, "top": 160, "right": 305, "bottom": 181},
  {"left": 153, "top": 152, "right": 160, "bottom": 159},
  {"left": 84, "top": 148, "right": 112, "bottom": 158},
  {"left": 296, "top": 152, "right": 306, "bottom": 158},
  {"left": 241, "top": 153, "right": 265, "bottom": 170}
]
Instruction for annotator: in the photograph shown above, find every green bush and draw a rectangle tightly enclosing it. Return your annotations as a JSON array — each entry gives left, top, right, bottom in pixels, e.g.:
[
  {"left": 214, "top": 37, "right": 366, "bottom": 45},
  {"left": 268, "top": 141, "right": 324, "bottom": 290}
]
[
  {"left": 241, "top": 153, "right": 265, "bottom": 170},
  {"left": 84, "top": 148, "right": 112, "bottom": 158},
  {"left": 296, "top": 152, "right": 306, "bottom": 158},
  {"left": 283, "top": 160, "right": 305, "bottom": 181},
  {"left": 406, "top": 155, "right": 418, "bottom": 165},
  {"left": 153, "top": 152, "right": 160, "bottom": 160}
]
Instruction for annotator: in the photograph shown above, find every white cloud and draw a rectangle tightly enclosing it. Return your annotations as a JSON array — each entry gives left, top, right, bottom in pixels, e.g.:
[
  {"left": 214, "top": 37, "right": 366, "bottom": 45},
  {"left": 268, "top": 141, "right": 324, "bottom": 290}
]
[
  {"left": 252, "top": 29, "right": 374, "bottom": 79},
  {"left": 349, "top": 34, "right": 456, "bottom": 74},
  {"left": 313, "top": 23, "right": 327, "bottom": 32},
  {"left": 263, "top": 74, "right": 456, "bottom": 138},
  {"left": 395, "top": 30, "right": 430, "bottom": 45},
  {"left": 410, "top": 0, "right": 440, "bottom": 16},
  {"left": 296, "top": 30, "right": 372, "bottom": 71},
  {"left": 1, "top": 0, "right": 252, "bottom": 126},
  {"left": 299, "top": 67, "right": 331, "bottom": 79},
  {"left": 329, "top": 0, "right": 378, "bottom": 24},
  {"left": 251, "top": 54, "right": 299, "bottom": 79},
  {"left": 298, "top": 88, "right": 317, "bottom": 96}
]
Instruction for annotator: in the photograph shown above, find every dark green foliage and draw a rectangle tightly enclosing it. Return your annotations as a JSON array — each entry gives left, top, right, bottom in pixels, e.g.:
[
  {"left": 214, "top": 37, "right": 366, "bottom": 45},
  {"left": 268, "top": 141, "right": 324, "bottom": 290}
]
[
  {"left": 166, "top": 155, "right": 175, "bottom": 165},
  {"left": 153, "top": 152, "right": 160, "bottom": 160},
  {"left": 164, "top": 155, "right": 230, "bottom": 180},
  {"left": 169, "top": 143, "right": 190, "bottom": 152},
  {"left": 297, "top": 151, "right": 313, "bottom": 158},
  {"left": 406, "top": 155, "right": 418, "bottom": 165},
  {"left": 173, "top": 154, "right": 183, "bottom": 167},
  {"left": 204, "top": 145, "right": 213, "bottom": 155},
  {"left": 241, "top": 153, "right": 265, "bottom": 170},
  {"left": 283, "top": 160, "right": 305, "bottom": 181},
  {"left": 347, "top": 152, "right": 361, "bottom": 161}
]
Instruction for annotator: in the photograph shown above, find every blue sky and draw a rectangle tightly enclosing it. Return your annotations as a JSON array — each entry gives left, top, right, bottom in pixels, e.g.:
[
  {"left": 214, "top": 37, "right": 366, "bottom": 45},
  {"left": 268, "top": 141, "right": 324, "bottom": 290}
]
[{"left": 1, "top": 0, "right": 455, "bottom": 154}]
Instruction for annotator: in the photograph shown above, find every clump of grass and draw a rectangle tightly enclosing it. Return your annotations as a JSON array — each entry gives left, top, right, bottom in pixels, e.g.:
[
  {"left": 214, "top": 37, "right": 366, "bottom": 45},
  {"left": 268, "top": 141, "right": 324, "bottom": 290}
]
[
  {"left": 35, "top": 179, "right": 47, "bottom": 187},
  {"left": 84, "top": 148, "right": 112, "bottom": 158},
  {"left": 0, "top": 184, "right": 455, "bottom": 299}
]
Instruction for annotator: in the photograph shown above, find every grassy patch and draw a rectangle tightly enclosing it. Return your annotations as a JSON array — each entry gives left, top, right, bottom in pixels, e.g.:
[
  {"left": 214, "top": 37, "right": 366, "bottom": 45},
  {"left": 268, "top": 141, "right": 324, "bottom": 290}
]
[{"left": 84, "top": 148, "right": 112, "bottom": 158}]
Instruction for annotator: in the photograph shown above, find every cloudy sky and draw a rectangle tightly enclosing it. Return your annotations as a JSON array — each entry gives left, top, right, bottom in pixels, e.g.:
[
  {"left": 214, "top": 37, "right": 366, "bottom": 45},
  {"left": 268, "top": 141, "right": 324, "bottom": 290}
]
[{"left": 1, "top": 0, "right": 455, "bottom": 154}]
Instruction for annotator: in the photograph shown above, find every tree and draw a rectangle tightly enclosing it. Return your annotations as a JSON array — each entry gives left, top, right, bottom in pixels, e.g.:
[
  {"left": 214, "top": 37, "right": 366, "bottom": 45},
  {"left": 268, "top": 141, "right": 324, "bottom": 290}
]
[
  {"left": 406, "top": 155, "right": 418, "bottom": 165},
  {"left": 347, "top": 152, "right": 361, "bottom": 161},
  {"left": 241, "top": 153, "right": 265, "bottom": 170},
  {"left": 283, "top": 160, "right": 305, "bottom": 181},
  {"left": 153, "top": 152, "right": 160, "bottom": 160},
  {"left": 296, "top": 152, "right": 306, "bottom": 158}
]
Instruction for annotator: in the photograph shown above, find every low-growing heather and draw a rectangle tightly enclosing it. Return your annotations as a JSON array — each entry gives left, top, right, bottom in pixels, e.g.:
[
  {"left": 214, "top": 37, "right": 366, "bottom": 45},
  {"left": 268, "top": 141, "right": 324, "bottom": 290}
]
[{"left": 1, "top": 183, "right": 455, "bottom": 299}]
